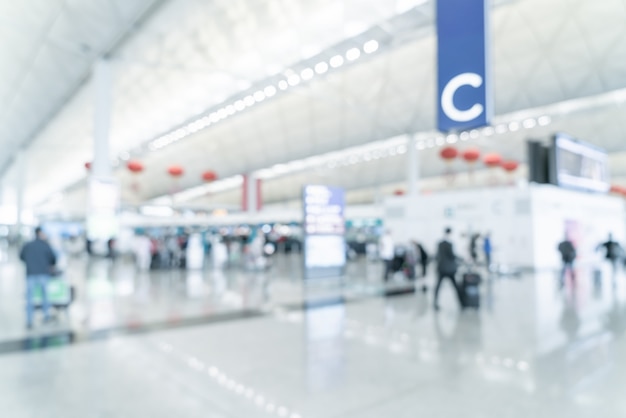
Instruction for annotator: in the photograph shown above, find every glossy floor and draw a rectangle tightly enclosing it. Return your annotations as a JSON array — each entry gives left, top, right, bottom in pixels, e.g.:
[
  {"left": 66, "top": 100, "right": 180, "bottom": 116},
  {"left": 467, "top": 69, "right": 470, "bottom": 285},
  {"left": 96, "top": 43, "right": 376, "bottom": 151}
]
[{"left": 1, "top": 252, "right": 625, "bottom": 417}]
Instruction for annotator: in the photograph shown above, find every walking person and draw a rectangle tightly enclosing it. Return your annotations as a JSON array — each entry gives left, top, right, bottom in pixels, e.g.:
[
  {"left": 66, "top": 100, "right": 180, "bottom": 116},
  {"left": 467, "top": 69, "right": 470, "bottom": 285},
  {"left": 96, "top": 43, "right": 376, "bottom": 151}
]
[
  {"left": 379, "top": 229, "right": 394, "bottom": 282},
  {"left": 557, "top": 235, "right": 576, "bottom": 287},
  {"left": 434, "top": 227, "right": 465, "bottom": 310},
  {"left": 20, "top": 227, "right": 57, "bottom": 329}
]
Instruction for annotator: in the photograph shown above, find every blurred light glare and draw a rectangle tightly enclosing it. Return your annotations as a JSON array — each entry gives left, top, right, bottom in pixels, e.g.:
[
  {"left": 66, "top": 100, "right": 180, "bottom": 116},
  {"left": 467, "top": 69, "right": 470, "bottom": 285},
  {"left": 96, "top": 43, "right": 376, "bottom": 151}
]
[
  {"left": 301, "top": 68, "right": 314, "bottom": 80},
  {"left": 523, "top": 118, "right": 537, "bottom": 128},
  {"left": 244, "top": 95, "right": 255, "bottom": 106},
  {"left": 234, "top": 100, "right": 245, "bottom": 111},
  {"left": 288, "top": 74, "right": 301, "bottom": 86},
  {"left": 253, "top": 91, "right": 266, "bottom": 102},
  {"left": 346, "top": 47, "right": 361, "bottom": 61},
  {"left": 538, "top": 115, "right": 551, "bottom": 126},
  {"left": 329, "top": 55, "right": 344, "bottom": 68},
  {"left": 315, "top": 62, "right": 329, "bottom": 74},
  {"left": 278, "top": 80, "right": 289, "bottom": 90},
  {"left": 363, "top": 40, "right": 379, "bottom": 53},
  {"left": 264, "top": 85, "right": 277, "bottom": 97}
]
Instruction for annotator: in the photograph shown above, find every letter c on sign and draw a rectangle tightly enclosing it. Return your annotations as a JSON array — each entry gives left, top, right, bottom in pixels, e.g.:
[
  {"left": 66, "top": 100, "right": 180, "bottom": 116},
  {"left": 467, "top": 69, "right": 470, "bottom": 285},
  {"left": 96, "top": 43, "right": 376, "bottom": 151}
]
[{"left": 441, "top": 72, "right": 484, "bottom": 122}]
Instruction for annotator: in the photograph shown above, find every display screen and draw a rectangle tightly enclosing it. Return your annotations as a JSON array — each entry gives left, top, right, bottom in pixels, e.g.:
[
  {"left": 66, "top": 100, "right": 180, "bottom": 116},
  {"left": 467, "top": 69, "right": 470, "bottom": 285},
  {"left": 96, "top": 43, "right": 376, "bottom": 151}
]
[
  {"left": 303, "top": 185, "right": 346, "bottom": 277},
  {"left": 552, "top": 133, "right": 610, "bottom": 193}
]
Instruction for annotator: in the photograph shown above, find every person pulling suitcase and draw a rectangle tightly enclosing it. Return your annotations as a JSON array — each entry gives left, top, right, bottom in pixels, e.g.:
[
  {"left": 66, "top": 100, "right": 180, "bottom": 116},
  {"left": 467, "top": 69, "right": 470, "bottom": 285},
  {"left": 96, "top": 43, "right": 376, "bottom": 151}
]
[{"left": 434, "top": 227, "right": 465, "bottom": 311}]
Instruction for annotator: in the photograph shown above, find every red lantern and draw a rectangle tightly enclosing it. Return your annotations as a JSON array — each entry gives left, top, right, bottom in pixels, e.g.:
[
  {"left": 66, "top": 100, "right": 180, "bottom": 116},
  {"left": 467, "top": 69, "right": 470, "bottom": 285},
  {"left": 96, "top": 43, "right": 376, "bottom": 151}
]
[
  {"left": 167, "top": 165, "right": 184, "bottom": 177},
  {"left": 461, "top": 148, "right": 480, "bottom": 163},
  {"left": 202, "top": 170, "right": 218, "bottom": 182},
  {"left": 84, "top": 162, "right": 92, "bottom": 171},
  {"left": 393, "top": 189, "right": 405, "bottom": 196},
  {"left": 440, "top": 146, "right": 458, "bottom": 161},
  {"left": 127, "top": 160, "right": 144, "bottom": 173},
  {"left": 610, "top": 185, "right": 626, "bottom": 195},
  {"left": 501, "top": 160, "right": 519, "bottom": 173},
  {"left": 483, "top": 153, "right": 502, "bottom": 167}
]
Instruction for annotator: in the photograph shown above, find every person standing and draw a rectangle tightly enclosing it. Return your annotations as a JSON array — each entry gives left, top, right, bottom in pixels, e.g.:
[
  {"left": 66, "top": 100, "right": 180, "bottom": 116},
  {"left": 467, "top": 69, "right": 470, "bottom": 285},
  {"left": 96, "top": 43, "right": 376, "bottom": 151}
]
[
  {"left": 483, "top": 233, "right": 492, "bottom": 271},
  {"left": 469, "top": 233, "right": 480, "bottom": 265},
  {"left": 20, "top": 227, "right": 57, "bottom": 329},
  {"left": 411, "top": 240, "right": 429, "bottom": 278},
  {"left": 434, "top": 227, "right": 464, "bottom": 310},
  {"left": 597, "top": 233, "right": 622, "bottom": 273},
  {"left": 134, "top": 232, "right": 153, "bottom": 272},
  {"left": 557, "top": 235, "right": 576, "bottom": 286},
  {"left": 379, "top": 229, "right": 395, "bottom": 282}
]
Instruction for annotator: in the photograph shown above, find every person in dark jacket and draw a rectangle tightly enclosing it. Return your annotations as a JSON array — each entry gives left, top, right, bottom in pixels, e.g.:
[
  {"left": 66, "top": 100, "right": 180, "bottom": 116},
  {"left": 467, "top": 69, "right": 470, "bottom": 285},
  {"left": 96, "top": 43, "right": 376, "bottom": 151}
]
[
  {"left": 596, "top": 233, "right": 622, "bottom": 273},
  {"left": 557, "top": 236, "right": 576, "bottom": 287},
  {"left": 20, "top": 227, "right": 57, "bottom": 329},
  {"left": 434, "top": 227, "right": 464, "bottom": 310}
]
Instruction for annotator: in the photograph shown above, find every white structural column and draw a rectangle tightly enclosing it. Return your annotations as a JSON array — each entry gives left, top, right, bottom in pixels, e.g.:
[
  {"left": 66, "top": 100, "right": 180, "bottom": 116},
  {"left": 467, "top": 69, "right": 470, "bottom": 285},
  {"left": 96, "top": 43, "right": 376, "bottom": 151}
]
[
  {"left": 93, "top": 58, "right": 113, "bottom": 179},
  {"left": 407, "top": 133, "right": 420, "bottom": 196},
  {"left": 87, "top": 58, "right": 119, "bottom": 241}
]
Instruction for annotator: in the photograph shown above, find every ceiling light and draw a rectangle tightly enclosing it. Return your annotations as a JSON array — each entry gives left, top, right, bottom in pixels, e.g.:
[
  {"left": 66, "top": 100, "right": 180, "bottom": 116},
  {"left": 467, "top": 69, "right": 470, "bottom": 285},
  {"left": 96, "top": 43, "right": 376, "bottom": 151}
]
[
  {"left": 253, "top": 91, "right": 265, "bottom": 102},
  {"left": 329, "top": 55, "right": 344, "bottom": 68},
  {"left": 446, "top": 134, "right": 458, "bottom": 143},
  {"left": 301, "top": 68, "right": 314, "bottom": 80},
  {"left": 278, "top": 80, "right": 288, "bottom": 90},
  {"left": 363, "top": 40, "right": 379, "bottom": 54},
  {"left": 459, "top": 132, "right": 470, "bottom": 141},
  {"left": 287, "top": 74, "right": 301, "bottom": 86},
  {"left": 346, "top": 47, "right": 361, "bottom": 61},
  {"left": 264, "top": 85, "right": 277, "bottom": 97},
  {"left": 217, "top": 108, "right": 228, "bottom": 119},
  {"left": 209, "top": 112, "right": 219, "bottom": 123},
  {"left": 469, "top": 130, "right": 479, "bottom": 139},
  {"left": 508, "top": 121, "right": 520, "bottom": 131},
  {"left": 495, "top": 124, "right": 507, "bottom": 134},
  {"left": 522, "top": 118, "right": 536, "bottom": 129},
  {"left": 435, "top": 136, "right": 445, "bottom": 146},
  {"left": 315, "top": 62, "right": 329, "bottom": 74},
  {"left": 234, "top": 100, "right": 245, "bottom": 111},
  {"left": 482, "top": 126, "right": 494, "bottom": 136},
  {"left": 225, "top": 105, "right": 235, "bottom": 115},
  {"left": 538, "top": 116, "right": 551, "bottom": 126},
  {"left": 243, "top": 95, "right": 255, "bottom": 106}
]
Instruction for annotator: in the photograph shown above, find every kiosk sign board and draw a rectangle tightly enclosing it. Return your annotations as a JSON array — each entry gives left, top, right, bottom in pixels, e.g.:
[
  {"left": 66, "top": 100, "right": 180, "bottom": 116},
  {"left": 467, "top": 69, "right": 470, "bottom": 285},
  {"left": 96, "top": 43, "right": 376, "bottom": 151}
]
[
  {"left": 437, "top": 0, "right": 491, "bottom": 132},
  {"left": 303, "top": 185, "right": 346, "bottom": 279}
]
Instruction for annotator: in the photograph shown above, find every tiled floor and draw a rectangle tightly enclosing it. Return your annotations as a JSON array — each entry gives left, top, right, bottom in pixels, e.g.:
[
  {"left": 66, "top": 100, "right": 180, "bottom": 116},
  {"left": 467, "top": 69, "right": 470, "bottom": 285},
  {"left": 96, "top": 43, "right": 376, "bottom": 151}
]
[{"left": 1, "top": 250, "right": 626, "bottom": 417}]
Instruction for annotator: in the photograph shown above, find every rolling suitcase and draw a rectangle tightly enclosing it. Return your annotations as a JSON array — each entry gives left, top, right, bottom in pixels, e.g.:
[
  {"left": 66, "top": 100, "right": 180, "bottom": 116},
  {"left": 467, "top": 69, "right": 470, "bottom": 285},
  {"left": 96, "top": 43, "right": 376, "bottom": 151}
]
[{"left": 461, "top": 272, "right": 481, "bottom": 309}]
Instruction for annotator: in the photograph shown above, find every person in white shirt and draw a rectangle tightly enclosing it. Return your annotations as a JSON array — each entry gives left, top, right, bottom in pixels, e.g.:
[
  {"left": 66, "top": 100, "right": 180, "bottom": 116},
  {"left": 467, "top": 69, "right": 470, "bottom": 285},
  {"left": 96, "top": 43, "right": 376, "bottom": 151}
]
[{"left": 379, "top": 229, "right": 395, "bottom": 281}]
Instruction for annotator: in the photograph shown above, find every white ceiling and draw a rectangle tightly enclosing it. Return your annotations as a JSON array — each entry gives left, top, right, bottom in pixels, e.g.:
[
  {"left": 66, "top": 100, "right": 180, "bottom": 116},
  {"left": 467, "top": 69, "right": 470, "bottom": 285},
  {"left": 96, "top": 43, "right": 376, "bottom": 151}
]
[{"left": 4, "top": 0, "right": 626, "bottom": 215}]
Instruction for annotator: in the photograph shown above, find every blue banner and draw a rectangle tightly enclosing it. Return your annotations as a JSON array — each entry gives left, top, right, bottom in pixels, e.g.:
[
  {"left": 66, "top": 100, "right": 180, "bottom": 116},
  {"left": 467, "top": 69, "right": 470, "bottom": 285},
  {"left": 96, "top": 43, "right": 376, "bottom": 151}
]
[{"left": 437, "top": 0, "right": 491, "bottom": 132}]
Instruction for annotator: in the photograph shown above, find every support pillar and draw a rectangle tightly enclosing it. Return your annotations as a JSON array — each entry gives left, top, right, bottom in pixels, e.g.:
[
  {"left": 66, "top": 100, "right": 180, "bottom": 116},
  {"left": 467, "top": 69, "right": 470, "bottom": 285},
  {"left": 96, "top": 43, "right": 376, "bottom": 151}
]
[
  {"left": 93, "top": 59, "right": 113, "bottom": 179},
  {"left": 87, "top": 58, "right": 119, "bottom": 242},
  {"left": 242, "top": 174, "right": 262, "bottom": 214}
]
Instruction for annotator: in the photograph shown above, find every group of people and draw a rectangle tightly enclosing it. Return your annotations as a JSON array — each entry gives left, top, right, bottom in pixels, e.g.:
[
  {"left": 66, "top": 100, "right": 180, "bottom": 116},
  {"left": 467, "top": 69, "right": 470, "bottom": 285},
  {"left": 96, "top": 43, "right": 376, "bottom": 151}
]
[
  {"left": 380, "top": 227, "right": 491, "bottom": 310},
  {"left": 133, "top": 233, "right": 189, "bottom": 271}
]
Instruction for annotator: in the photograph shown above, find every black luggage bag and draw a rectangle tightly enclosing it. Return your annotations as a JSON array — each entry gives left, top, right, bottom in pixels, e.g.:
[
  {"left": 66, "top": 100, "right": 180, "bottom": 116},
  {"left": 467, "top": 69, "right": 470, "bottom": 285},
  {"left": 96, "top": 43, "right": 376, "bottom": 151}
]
[{"left": 462, "top": 272, "right": 481, "bottom": 309}]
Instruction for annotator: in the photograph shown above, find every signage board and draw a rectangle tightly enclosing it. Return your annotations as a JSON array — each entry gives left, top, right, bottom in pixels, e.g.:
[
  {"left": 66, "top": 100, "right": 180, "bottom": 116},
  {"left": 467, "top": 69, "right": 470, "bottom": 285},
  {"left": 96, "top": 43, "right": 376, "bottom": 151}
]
[
  {"left": 303, "top": 185, "right": 346, "bottom": 279},
  {"left": 437, "top": 0, "right": 491, "bottom": 132}
]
